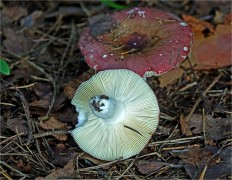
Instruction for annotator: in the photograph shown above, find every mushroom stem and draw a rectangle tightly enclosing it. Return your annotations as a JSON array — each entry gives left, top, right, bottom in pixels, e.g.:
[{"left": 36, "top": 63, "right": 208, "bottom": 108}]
[{"left": 89, "top": 95, "right": 125, "bottom": 123}]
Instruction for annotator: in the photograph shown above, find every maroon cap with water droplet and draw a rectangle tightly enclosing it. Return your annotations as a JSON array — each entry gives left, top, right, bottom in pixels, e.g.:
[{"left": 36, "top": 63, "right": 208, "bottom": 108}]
[{"left": 78, "top": 7, "right": 193, "bottom": 77}]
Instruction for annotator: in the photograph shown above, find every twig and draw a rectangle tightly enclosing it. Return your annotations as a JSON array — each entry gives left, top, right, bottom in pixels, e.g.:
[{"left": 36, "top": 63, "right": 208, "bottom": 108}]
[
  {"left": 26, "top": 59, "right": 56, "bottom": 118},
  {"left": 0, "top": 161, "right": 30, "bottom": 178},
  {"left": 116, "top": 155, "right": 137, "bottom": 180},
  {"left": 33, "top": 130, "right": 69, "bottom": 138},
  {"left": 186, "top": 74, "right": 222, "bottom": 121},
  {"left": 148, "top": 136, "right": 204, "bottom": 147},
  {"left": 0, "top": 102, "right": 15, "bottom": 106},
  {"left": 14, "top": 92, "right": 33, "bottom": 144},
  {"left": 202, "top": 108, "right": 207, "bottom": 144}
]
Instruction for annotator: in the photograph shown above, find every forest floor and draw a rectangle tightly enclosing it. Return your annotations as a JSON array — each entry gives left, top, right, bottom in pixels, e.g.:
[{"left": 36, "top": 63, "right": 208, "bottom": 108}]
[{"left": 0, "top": 1, "right": 231, "bottom": 179}]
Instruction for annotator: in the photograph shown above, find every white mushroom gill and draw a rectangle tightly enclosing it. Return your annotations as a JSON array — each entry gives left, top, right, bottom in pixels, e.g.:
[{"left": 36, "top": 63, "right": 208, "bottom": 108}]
[{"left": 71, "top": 69, "right": 159, "bottom": 161}]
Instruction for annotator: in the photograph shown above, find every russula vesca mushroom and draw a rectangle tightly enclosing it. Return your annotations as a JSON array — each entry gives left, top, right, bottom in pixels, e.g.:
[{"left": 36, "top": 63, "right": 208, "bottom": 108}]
[
  {"left": 78, "top": 7, "right": 193, "bottom": 78},
  {"left": 71, "top": 69, "right": 159, "bottom": 161}
]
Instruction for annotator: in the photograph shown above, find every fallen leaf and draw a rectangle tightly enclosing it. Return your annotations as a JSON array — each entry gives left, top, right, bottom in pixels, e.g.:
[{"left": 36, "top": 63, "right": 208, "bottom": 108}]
[
  {"left": 158, "top": 67, "right": 184, "bottom": 87},
  {"left": 178, "top": 146, "right": 215, "bottom": 166},
  {"left": 224, "top": 12, "right": 232, "bottom": 24},
  {"left": 6, "top": 118, "right": 28, "bottom": 134},
  {"left": 64, "top": 69, "right": 95, "bottom": 99},
  {"left": 39, "top": 117, "right": 69, "bottom": 141},
  {"left": 3, "top": 6, "right": 27, "bottom": 21},
  {"left": 52, "top": 144, "right": 76, "bottom": 167},
  {"left": 190, "top": 24, "right": 231, "bottom": 70},
  {"left": 188, "top": 114, "right": 231, "bottom": 141},
  {"left": 36, "top": 156, "right": 76, "bottom": 179},
  {"left": 180, "top": 115, "right": 193, "bottom": 136},
  {"left": 3, "top": 28, "right": 33, "bottom": 55},
  {"left": 39, "top": 117, "right": 68, "bottom": 130},
  {"left": 182, "top": 14, "right": 215, "bottom": 34},
  {"left": 178, "top": 146, "right": 232, "bottom": 179},
  {"left": 135, "top": 160, "right": 166, "bottom": 175}
]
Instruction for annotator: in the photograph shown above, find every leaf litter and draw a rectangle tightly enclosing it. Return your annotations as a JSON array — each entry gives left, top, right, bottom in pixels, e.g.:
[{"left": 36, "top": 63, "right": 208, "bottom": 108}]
[{"left": 0, "top": 1, "right": 231, "bottom": 179}]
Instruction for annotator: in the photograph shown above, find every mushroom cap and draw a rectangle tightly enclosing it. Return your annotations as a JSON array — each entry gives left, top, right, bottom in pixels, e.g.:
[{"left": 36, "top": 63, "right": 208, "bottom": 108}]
[
  {"left": 71, "top": 69, "right": 159, "bottom": 161},
  {"left": 78, "top": 7, "right": 193, "bottom": 77}
]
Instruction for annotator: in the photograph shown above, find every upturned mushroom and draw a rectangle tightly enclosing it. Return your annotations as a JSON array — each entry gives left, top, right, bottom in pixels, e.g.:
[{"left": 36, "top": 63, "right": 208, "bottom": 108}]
[
  {"left": 78, "top": 7, "right": 193, "bottom": 78},
  {"left": 71, "top": 69, "right": 159, "bottom": 161}
]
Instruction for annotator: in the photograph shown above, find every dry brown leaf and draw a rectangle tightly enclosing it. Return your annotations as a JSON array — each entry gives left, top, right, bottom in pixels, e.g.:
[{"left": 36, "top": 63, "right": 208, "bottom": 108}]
[
  {"left": 135, "top": 160, "right": 166, "bottom": 175},
  {"left": 6, "top": 118, "right": 28, "bottom": 134},
  {"left": 158, "top": 67, "right": 184, "bottom": 87},
  {"left": 178, "top": 146, "right": 232, "bottom": 179},
  {"left": 36, "top": 156, "right": 76, "bottom": 180},
  {"left": 180, "top": 115, "right": 193, "bottom": 136},
  {"left": 39, "top": 117, "right": 69, "bottom": 141},
  {"left": 2, "top": 6, "right": 27, "bottom": 25},
  {"left": 39, "top": 117, "right": 68, "bottom": 130},
  {"left": 3, "top": 28, "right": 33, "bottom": 55},
  {"left": 188, "top": 114, "right": 231, "bottom": 140},
  {"left": 64, "top": 69, "right": 95, "bottom": 99}
]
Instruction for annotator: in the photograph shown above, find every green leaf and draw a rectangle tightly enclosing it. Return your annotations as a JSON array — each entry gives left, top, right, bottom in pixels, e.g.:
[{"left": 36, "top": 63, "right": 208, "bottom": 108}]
[
  {"left": 0, "top": 59, "right": 11, "bottom": 75},
  {"left": 100, "top": 0, "right": 129, "bottom": 10}
]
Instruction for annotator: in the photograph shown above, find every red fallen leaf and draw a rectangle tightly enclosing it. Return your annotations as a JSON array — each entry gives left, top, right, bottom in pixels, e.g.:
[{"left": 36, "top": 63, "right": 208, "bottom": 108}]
[
  {"left": 224, "top": 12, "right": 232, "bottom": 24},
  {"left": 182, "top": 14, "right": 215, "bottom": 33},
  {"left": 191, "top": 24, "right": 231, "bottom": 70}
]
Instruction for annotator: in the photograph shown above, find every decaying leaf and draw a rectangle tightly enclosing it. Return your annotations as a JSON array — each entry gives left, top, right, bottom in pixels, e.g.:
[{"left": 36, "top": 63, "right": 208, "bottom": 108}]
[
  {"left": 190, "top": 24, "right": 231, "bottom": 70},
  {"left": 158, "top": 67, "right": 184, "bottom": 87},
  {"left": 6, "top": 118, "right": 28, "bottom": 134},
  {"left": 36, "top": 157, "right": 76, "bottom": 179},
  {"left": 180, "top": 114, "right": 193, "bottom": 136},
  {"left": 135, "top": 160, "right": 166, "bottom": 175},
  {"left": 182, "top": 14, "right": 215, "bottom": 34},
  {"left": 64, "top": 69, "right": 95, "bottom": 99},
  {"left": 3, "top": 28, "right": 33, "bottom": 55},
  {"left": 188, "top": 114, "right": 231, "bottom": 140},
  {"left": 39, "top": 117, "right": 69, "bottom": 141},
  {"left": 177, "top": 146, "right": 232, "bottom": 179},
  {"left": 182, "top": 14, "right": 232, "bottom": 70}
]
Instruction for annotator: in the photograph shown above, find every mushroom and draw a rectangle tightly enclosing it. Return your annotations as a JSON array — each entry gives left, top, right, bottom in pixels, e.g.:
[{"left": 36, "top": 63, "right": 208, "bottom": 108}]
[
  {"left": 78, "top": 7, "right": 193, "bottom": 78},
  {"left": 71, "top": 69, "right": 159, "bottom": 161}
]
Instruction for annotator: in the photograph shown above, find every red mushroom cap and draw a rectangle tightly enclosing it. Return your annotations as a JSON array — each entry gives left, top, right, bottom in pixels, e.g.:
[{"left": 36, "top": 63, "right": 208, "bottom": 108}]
[{"left": 78, "top": 7, "right": 193, "bottom": 77}]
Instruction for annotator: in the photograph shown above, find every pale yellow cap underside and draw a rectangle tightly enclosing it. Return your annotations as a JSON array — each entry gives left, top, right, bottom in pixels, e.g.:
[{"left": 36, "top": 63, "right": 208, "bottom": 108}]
[{"left": 71, "top": 69, "right": 159, "bottom": 161}]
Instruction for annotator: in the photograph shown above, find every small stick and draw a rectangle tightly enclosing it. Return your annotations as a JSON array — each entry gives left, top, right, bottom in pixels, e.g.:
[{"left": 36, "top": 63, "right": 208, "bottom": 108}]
[
  {"left": 186, "top": 74, "right": 222, "bottom": 121},
  {"left": 14, "top": 92, "right": 33, "bottom": 145},
  {"left": 148, "top": 136, "right": 203, "bottom": 147},
  {"left": 33, "top": 130, "right": 69, "bottom": 138},
  {"left": 202, "top": 108, "right": 207, "bottom": 144},
  {"left": 26, "top": 59, "right": 56, "bottom": 118},
  {"left": 9, "top": 82, "right": 36, "bottom": 89}
]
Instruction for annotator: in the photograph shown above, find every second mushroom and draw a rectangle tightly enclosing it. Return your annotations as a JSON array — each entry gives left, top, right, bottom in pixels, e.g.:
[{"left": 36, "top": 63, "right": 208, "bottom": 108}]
[{"left": 78, "top": 7, "right": 193, "bottom": 78}]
